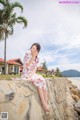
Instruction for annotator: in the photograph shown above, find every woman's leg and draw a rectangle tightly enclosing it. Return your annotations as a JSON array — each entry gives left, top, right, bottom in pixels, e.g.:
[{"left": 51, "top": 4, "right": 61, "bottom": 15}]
[
  {"left": 31, "top": 74, "right": 49, "bottom": 111},
  {"left": 37, "top": 87, "right": 49, "bottom": 111},
  {"left": 43, "top": 89, "right": 49, "bottom": 104}
]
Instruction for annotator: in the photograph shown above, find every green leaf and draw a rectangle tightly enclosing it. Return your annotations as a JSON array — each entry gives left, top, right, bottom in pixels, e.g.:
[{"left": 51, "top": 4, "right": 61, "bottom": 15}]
[
  {"left": 16, "top": 16, "right": 28, "bottom": 27},
  {"left": 11, "top": 2, "right": 23, "bottom": 12}
]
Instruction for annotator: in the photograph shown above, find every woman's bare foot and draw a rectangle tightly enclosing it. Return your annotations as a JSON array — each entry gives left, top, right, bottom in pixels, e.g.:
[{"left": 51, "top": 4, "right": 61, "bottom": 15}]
[{"left": 43, "top": 104, "right": 50, "bottom": 112}]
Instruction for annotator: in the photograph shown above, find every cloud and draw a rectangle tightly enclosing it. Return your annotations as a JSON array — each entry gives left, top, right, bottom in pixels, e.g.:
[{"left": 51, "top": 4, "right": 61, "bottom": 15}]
[{"left": 48, "top": 63, "right": 80, "bottom": 72}]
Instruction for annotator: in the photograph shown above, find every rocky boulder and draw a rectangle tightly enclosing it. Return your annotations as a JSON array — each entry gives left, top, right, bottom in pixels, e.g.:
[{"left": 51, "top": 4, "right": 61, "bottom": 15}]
[{"left": 0, "top": 78, "right": 79, "bottom": 120}]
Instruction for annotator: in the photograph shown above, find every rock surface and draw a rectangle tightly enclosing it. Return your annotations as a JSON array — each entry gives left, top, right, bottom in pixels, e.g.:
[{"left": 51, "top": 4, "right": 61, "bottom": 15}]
[
  {"left": 68, "top": 80, "right": 80, "bottom": 119},
  {"left": 0, "top": 78, "right": 79, "bottom": 120},
  {"left": 74, "top": 100, "right": 80, "bottom": 115}
]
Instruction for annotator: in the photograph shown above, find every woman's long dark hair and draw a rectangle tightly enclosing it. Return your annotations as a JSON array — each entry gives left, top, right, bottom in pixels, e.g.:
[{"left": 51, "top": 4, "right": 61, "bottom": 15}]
[{"left": 30, "top": 43, "right": 41, "bottom": 53}]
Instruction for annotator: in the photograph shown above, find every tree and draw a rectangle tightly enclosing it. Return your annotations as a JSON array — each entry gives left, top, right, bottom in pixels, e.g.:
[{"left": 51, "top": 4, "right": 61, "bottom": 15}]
[
  {"left": 55, "top": 67, "right": 62, "bottom": 77},
  {"left": 0, "top": 0, "right": 27, "bottom": 74},
  {"left": 42, "top": 61, "right": 47, "bottom": 70}
]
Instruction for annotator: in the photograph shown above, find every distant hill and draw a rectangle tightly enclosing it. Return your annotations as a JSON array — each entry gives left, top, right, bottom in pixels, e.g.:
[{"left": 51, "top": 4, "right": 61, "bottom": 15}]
[{"left": 61, "top": 69, "right": 80, "bottom": 77}]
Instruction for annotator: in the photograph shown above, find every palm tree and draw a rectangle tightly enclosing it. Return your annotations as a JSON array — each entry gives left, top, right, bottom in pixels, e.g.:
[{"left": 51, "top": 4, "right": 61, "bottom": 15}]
[{"left": 0, "top": 0, "right": 27, "bottom": 74}]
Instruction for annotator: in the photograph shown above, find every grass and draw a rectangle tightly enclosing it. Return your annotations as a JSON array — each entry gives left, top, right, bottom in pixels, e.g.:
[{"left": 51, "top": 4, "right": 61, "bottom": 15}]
[
  {"left": 36, "top": 72, "right": 58, "bottom": 78},
  {"left": 0, "top": 74, "right": 21, "bottom": 80},
  {"left": 0, "top": 73, "right": 58, "bottom": 80}
]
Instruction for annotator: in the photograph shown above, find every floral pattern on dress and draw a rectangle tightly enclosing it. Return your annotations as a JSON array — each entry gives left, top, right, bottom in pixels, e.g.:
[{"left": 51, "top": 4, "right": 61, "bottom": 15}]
[{"left": 21, "top": 50, "right": 47, "bottom": 90}]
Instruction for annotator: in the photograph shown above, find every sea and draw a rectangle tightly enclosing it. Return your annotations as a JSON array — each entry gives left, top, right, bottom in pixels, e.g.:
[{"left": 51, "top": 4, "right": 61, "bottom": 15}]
[{"left": 67, "top": 77, "right": 80, "bottom": 90}]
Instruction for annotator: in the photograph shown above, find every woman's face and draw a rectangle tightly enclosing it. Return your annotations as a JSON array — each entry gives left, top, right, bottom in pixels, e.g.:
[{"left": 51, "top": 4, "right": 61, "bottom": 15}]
[{"left": 31, "top": 45, "right": 37, "bottom": 53}]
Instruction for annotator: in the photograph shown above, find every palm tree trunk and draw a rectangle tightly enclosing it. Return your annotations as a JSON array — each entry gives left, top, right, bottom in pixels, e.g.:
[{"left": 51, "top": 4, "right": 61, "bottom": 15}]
[{"left": 4, "top": 32, "right": 7, "bottom": 74}]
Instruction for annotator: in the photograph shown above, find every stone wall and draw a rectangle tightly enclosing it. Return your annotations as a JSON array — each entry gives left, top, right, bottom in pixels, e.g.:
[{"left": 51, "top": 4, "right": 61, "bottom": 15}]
[{"left": 0, "top": 78, "right": 79, "bottom": 120}]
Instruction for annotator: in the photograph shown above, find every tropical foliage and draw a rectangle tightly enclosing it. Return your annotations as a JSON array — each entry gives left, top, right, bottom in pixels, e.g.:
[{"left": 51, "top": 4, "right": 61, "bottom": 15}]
[{"left": 0, "top": 0, "right": 27, "bottom": 74}]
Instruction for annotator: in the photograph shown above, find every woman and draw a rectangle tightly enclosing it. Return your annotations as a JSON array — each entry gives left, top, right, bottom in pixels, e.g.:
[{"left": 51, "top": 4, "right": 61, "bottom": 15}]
[{"left": 13, "top": 43, "right": 49, "bottom": 112}]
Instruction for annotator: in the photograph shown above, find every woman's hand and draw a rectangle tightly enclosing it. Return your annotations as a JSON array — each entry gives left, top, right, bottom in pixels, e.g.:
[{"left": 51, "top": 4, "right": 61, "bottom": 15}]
[{"left": 32, "top": 51, "right": 38, "bottom": 59}]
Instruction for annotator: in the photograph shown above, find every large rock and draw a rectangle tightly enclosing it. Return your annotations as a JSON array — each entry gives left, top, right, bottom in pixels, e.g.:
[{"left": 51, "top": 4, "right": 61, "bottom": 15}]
[
  {"left": 74, "top": 100, "right": 80, "bottom": 115},
  {"left": 0, "top": 78, "right": 79, "bottom": 120}
]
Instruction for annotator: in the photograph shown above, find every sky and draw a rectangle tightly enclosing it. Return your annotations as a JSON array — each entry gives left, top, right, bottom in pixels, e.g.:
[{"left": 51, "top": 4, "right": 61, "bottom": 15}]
[{"left": 0, "top": 0, "right": 80, "bottom": 72}]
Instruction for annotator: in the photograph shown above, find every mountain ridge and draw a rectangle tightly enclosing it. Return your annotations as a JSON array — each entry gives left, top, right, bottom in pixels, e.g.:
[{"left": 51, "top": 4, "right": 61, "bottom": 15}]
[{"left": 61, "top": 69, "right": 80, "bottom": 77}]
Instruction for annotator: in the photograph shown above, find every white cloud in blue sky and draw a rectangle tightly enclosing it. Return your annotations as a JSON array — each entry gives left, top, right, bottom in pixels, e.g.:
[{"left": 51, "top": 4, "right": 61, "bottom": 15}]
[{"left": 0, "top": 0, "right": 80, "bottom": 71}]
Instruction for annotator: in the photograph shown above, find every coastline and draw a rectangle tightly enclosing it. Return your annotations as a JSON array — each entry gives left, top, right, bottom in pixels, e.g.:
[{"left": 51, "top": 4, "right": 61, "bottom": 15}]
[{"left": 67, "top": 77, "right": 80, "bottom": 90}]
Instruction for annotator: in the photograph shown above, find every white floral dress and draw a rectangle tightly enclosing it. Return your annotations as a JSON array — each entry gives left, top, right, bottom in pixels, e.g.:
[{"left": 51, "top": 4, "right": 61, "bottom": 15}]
[{"left": 21, "top": 50, "right": 47, "bottom": 90}]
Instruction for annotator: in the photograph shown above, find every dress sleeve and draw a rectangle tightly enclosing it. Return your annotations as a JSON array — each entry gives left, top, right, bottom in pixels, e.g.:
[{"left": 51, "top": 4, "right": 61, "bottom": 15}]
[
  {"left": 23, "top": 51, "right": 30, "bottom": 65},
  {"left": 30, "top": 57, "right": 39, "bottom": 76},
  {"left": 35, "top": 57, "right": 39, "bottom": 71}
]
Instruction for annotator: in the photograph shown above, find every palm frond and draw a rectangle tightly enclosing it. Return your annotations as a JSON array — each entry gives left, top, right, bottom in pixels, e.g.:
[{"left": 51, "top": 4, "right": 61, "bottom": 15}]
[
  {"left": 0, "top": 0, "right": 9, "bottom": 7},
  {"left": 0, "top": 0, "right": 6, "bottom": 6},
  {"left": 11, "top": 13, "right": 16, "bottom": 18},
  {"left": 8, "top": 13, "right": 16, "bottom": 26},
  {"left": 16, "top": 16, "right": 28, "bottom": 28},
  {"left": 6, "top": 28, "right": 13, "bottom": 37},
  {"left": 11, "top": 2, "right": 23, "bottom": 12},
  {"left": 8, "top": 25, "right": 13, "bottom": 35},
  {"left": 0, "top": 27, "right": 5, "bottom": 41}
]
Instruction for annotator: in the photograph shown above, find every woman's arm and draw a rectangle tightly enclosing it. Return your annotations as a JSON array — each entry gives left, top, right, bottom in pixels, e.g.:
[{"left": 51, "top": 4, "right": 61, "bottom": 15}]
[
  {"left": 26, "top": 57, "right": 34, "bottom": 66},
  {"left": 29, "top": 57, "right": 39, "bottom": 76},
  {"left": 23, "top": 51, "right": 33, "bottom": 67},
  {"left": 26, "top": 51, "right": 38, "bottom": 67}
]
